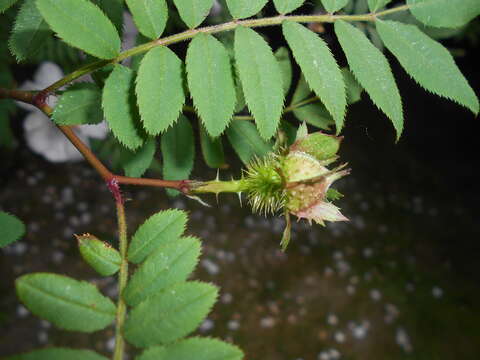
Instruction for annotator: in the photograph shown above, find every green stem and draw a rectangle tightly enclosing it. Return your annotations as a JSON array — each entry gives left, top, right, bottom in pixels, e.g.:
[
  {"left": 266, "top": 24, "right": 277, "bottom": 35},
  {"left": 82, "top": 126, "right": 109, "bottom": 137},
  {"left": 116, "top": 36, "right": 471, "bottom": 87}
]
[
  {"left": 113, "top": 199, "right": 129, "bottom": 360},
  {"left": 42, "top": 5, "right": 410, "bottom": 93}
]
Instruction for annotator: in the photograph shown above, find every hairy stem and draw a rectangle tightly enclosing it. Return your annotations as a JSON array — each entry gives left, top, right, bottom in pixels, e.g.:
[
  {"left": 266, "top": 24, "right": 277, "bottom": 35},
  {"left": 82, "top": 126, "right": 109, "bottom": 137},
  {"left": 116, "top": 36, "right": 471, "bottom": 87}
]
[{"left": 42, "top": 5, "right": 410, "bottom": 93}]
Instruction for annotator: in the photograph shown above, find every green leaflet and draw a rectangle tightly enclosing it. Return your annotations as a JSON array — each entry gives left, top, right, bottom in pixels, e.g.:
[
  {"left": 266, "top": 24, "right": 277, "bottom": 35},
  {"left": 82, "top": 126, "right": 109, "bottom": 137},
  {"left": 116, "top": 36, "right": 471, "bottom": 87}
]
[
  {"left": 368, "top": 0, "right": 392, "bottom": 12},
  {"left": 342, "top": 67, "right": 363, "bottom": 105},
  {"left": 275, "top": 47, "right": 293, "bottom": 95},
  {"left": 321, "top": 0, "right": 349, "bottom": 13},
  {"left": 0, "top": 211, "right": 25, "bottom": 248},
  {"left": 407, "top": 0, "right": 480, "bottom": 29},
  {"left": 36, "top": 0, "right": 120, "bottom": 59},
  {"left": 1, "top": 0, "right": 18, "bottom": 13},
  {"left": 15, "top": 273, "right": 115, "bottom": 332},
  {"left": 124, "top": 236, "right": 201, "bottom": 306},
  {"left": 283, "top": 21, "right": 346, "bottom": 133},
  {"left": 200, "top": 125, "right": 225, "bottom": 168},
  {"left": 137, "top": 337, "right": 244, "bottom": 360},
  {"left": 120, "top": 136, "right": 157, "bottom": 177},
  {"left": 136, "top": 47, "right": 185, "bottom": 135},
  {"left": 335, "top": 20, "right": 403, "bottom": 139},
  {"left": 173, "top": 0, "right": 213, "bottom": 28},
  {"left": 376, "top": 20, "right": 479, "bottom": 115},
  {"left": 92, "top": 0, "right": 124, "bottom": 35},
  {"left": 7, "top": 348, "right": 109, "bottom": 360},
  {"left": 103, "top": 65, "right": 144, "bottom": 150},
  {"left": 225, "top": 0, "right": 268, "bottom": 19},
  {"left": 273, "top": 0, "right": 305, "bottom": 14},
  {"left": 128, "top": 209, "right": 187, "bottom": 264},
  {"left": 8, "top": 0, "right": 50, "bottom": 62},
  {"left": 186, "top": 33, "right": 236, "bottom": 137},
  {"left": 52, "top": 83, "right": 103, "bottom": 125},
  {"left": 234, "top": 26, "right": 284, "bottom": 139},
  {"left": 77, "top": 234, "right": 121, "bottom": 276},
  {"left": 226, "top": 121, "right": 273, "bottom": 164},
  {"left": 126, "top": 0, "right": 168, "bottom": 39},
  {"left": 124, "top": 281, "right": 218, "bottom": 348},
  {"left": 161, "top": 116, "right": 195, "bottom": 197}
]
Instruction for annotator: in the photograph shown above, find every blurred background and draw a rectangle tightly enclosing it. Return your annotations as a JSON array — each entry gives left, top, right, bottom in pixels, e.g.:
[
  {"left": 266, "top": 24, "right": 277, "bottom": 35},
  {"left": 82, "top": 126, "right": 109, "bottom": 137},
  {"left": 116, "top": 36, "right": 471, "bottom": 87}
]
[{"left": 1, "top": 1, "right": 480, "bottom": 359}]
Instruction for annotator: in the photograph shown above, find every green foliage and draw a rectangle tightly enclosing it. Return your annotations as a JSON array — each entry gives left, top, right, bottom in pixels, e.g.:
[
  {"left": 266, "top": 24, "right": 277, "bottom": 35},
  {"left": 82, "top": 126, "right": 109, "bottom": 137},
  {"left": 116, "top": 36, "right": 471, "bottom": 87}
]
[
  {"left": 283, "top": 21, "right": 346, "bottom": 133},
  {"left": 137, "top": 337, "right": 244, "bottom": 360},
  {"left": 368, "top": 0, "right": 392, "bottom": 11},
  {"left": 321, "top": 0, "right": 350, "bottom": 13},
  {"left": 226, "top": 121, "right": 273, "bottom": 164},
  {"left": 186, "top": 33, "right": 236, "bottom": 137},
  {"left": 102, "top": 65, "right": 145, "bottom": 150},
  {"left": 7, "top": 348, "right": 108, "bottom": 360},
  {"left": 200, "top": 126, "right": 226, "bottom": 168},
  {"left": 275, "top": 46, "right": 293, "bottom": 95},
  {"left": 52, "top": 83, "right": 103, "bottom": 125},
  {"left": 225, "top": 0, "right": 268, "bottom": 19},
  {"left": 91, "top": 0, "right": 124, "bottom": 35},
  {"left": 234, "top": 26, "right": 284, "bottom": 139},
  {"left": 0, "top": 0, "right": 18, "bottom": 13},
  {"left": 173, "top": 0, "right": 213, "bottom": 29},
  {"left": 36, "top": 0, "right": 121, "bottom": 59},
  {"left": 77, "top": 234, "right": 121, "bottom": 276},
  {"left": 273, "top": 0, "right": 305, "bottom": 14},
  {"left": 136, "top": 46, "right": 185, "bottom": 135},
  {"left": 124, "top": 236, "right": 201, "bottom": 306},
  {"left": 0, "top": 211, "right": 25, "bottom": 248},
  {"left": 335, "top": 20, "right": 403, "bottom": 139},
  {"left": 376, "top": 20, "right": 479, "bottom": 114},
  {"left": 120, "top": 137, "right": 157, "bottom": 177},
  {"left": 407, "top": 0, "right": 480, "bottom": 28},
  {"left": 124, "top": 281, "right": 218, "bottom": 347},
  {"left": 342, "top": 67, "right": 363, "bottom": 104},
  {"left": 15, "top": 273, "right": 116, "bottom": 332},
  {"left": 128, "top": 209, "right": 187, "bottom": 264},
  {"left": 126, "top": 0, "right": 168, "bottom": 39},
  {"left": 161, "top": 116, "right": 195, "bottom": 196},
  {"left": 8, "top": 0, "right": 50, "bottom": 62}
]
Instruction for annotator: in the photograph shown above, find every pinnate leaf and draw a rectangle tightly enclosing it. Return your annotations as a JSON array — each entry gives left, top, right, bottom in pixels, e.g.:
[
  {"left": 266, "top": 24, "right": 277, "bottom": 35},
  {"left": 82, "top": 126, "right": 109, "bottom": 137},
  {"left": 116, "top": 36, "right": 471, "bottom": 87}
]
[
  {"left": 407, "top": 0, "right": 480, "bottom": 29},
  {"left": 15, "top": 273, "right": 115, "bottom": 332},
  {"left": 120, "top": 136, "right": 157, "bottom": 177},
  {"left": 53, "top": 83, "right": 103, "bottom": 125},
  {"left": 186, "top": 33, "right": 236, "bottom": 137},
  {"left": 8, "top": 0, "right": 50, "bottom": 62},
  {"left": 273, "top": 0, "right": 305, "bottom": 14},
  {"left": 161, "top": 116, "right": 195, "bottom": 197},
  {"left": 321, "top": 0, "right": 349, "bottom": 13},
  {"left": 124, "top": 236, "right": 201, "bottom": 306},
  {"left": 226, "top": 121, "right": 273, "bottom": 164},
  {"left": 376, "top": 20, "right": 478, "bottom": 115},
  {"left": 124, "top": 281, "right": 218, "bottom": 347},
  {"left": 7, "top": 348, "right": 108, "bottom": 360},
  {"left": 173, "top": 0, "right": 213, "bottom": 28},
  {"left": 137, "top": 337, "right": 244, "bottom": 360},
  {"left": 225, "top": 0, "right": 268, "bottom": 19},
  {"left": 200, "top": 126, "right": 225, "bottom": 168},
  {"left": 283, "top": 21, "right": 346, "bottom": 133},
  {"left": 77, "top": 234, "right": 121, "bottom": 276},
  {"left": 0, "top": 211, "right": 25, "bottom": 248},
  {"left": 136, "top": 47, "right": 185, "bottom": 135},
  {"left": 335, "top": 20, "right": 403, "bottom": 139},
  {"left": 103, "top": 65, "right": 144, "bottom": 150},
  {"left": 126, "top": 0, "right": 168, "bottom": 39},
  {"left": 36, "top": 0, "right": 120, "bottom": 59},
  {"left": 368, "top": 0, "right": 392, "bottom": 12},
  {"left": 128, "top": 209, "right": 187, "bottom": 264},
  {"left": 234, "top": 27, "right": 284, "bottom": 139}
]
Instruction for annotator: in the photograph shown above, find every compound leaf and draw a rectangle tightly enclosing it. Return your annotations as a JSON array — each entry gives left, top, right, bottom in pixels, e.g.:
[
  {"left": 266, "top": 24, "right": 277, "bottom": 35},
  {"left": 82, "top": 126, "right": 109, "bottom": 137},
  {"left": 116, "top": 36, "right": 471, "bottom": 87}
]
[
  {"left": 407, "top": 0, "right": 480, "bottom": 28},
  {"left": 124, "top": 236, "right": 201, "bottom": 306},
  {"left": 283, "top": 21, "right": 346, "bottom": 133},
  {"left": 136, "top": 47, "right": 185, "bottom": 135},
  {"left": 7, "top": 348, "right": 108, "bottom": 360},
  {"left": 321, "top": 0, "right": 349, "bottom": 13},
  {"left": 0, "top": 211, "right": 25, "bottom": 248},
  {"left": 234, "top": 26, "right": 284, "bottom": 139},
  {"left": 368, "top": 0, "right": 392, "bottom": 12},
  {"left": 335, "top": 20, "right": 403, "bottom": 139},
  {"left": 77, "top": 234, "right": 121, "bottom": 276},
  {"left": 124, "top": 282, "right": 218, "bottom": 348},
  {"left": 273, "top": 0, "right": 305, "bottom": 14},
  {"left": 120, "top": 136, "right": 157, "bottom": 177},
  {"left": 225, "top": 0, "right": 268, "bottom": 19},
  {"left": 137, "top": 337, "right": 244, "bottom": 360},
  {"left": 36, "top": 0, "right": 121, "bottom": 59},
  {"left": 226, "top": 121, "right": 272, "bottom": 164},
  {"left": 173, "top": 0, "right": 213, "bottom": 28},
  {"left": 128, "top": 209, "right": 187, "bottom": 264},
  {"left": 15, "top": 273, "right": 115, "bottom": 332},
  {"left": 376, "top": 20, "right": 479, "bottom": 114},
  {"left": 126, "top": 0, "right": 168, "bottom": 39},
  {"left": 200, "top": 125, "right": 225, "bottom": 168},
  {"left": 186, "top": 33, "right": 236, "bottom": 137}
]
